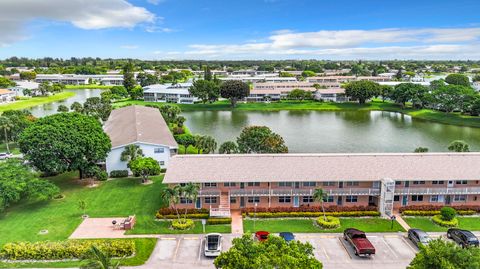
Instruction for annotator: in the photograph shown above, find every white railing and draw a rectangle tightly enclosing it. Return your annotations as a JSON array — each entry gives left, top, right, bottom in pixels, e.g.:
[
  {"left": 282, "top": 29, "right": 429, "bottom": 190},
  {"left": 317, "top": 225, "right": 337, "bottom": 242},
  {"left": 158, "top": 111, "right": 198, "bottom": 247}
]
[
  {"left": 230, "top": 188, "right": 380, "bottom": 197},
  {"left": 395, "top": 187, "right": 480, "bottom": 195},
  {"left": 209, "top": 207, "right": 231, "bottom": 217},
  {"left": 198, "top": 190, "right": 221, "bottom": 197}
]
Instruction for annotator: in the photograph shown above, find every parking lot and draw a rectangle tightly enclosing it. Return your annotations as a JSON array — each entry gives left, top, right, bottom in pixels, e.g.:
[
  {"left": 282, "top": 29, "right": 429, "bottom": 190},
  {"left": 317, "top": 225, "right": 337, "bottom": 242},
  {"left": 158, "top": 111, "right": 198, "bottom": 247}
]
[{"left": 132, "top": 232, "right": 421, "bottom": 269}]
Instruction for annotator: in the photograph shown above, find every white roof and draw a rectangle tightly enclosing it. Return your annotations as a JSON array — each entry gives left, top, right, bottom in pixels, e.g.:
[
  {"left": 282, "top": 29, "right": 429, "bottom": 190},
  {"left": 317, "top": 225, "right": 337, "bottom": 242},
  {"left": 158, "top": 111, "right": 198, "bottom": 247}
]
[
  {"left": 164, "top": 153, "right": 480, "bottom": 183},
  {"left": 144, "top": 83, "right": 192, "bottom": 94},
  {"left": 13, "top": 81, "right": 39, "bottom": 89}
]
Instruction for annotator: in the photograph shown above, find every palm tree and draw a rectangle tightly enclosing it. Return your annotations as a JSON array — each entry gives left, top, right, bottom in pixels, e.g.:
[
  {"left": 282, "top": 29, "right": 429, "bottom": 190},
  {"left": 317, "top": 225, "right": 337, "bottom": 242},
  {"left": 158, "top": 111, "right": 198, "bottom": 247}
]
[
  {"left": 448, "top": 140, "right": 470, "bottom": 152},
  {"left": 120, "top": 144, "right": 144, "bottom": 166},
  {"left": 313, "top": 188, "right": 329, "bottom": 221},
  {"left": 81, "top": 245, "right": 120, "bottom": 269},
  {"left": 195, "top": 135, "right": 217, "bottom": 154},
  {"left": 0, "top": 116, "right": 13, "bottom": 153},
  {"left": 160, "top": 186, "right": 181, "bottom": 221},
  {"left": 182, "top": 183, "right": 200, "bottom": 220}
]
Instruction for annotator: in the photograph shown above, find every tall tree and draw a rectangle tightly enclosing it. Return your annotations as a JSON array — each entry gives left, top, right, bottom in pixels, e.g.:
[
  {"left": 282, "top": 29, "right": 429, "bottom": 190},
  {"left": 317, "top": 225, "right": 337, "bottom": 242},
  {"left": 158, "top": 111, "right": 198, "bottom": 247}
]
[
  {"left": 204, "top": 66, "right": 213, "bottom": 81},
  {"left": 391, "top": 83, "right": 428, "bottom": 108},
  {"left": 0, "top": 110, "right": 35, "bottom": 143},
  {"left": 175, "top": 134, "right": 196, "bottom": 153},
  {"left": 128, "top": 157, "right": 161, "bottom": 183},
  {"left": 219, "top": 141, "right": 238, "bottom": 154},
  {"left": 120, "top": 144, "right": 144, "bottom": 165},
  {"left": 220, "top": 80, "right": 250, "bottom": 107},
  {"left": 80, "top": 245, "right": 120, "bottom": 269},
  {"left": 122, "top": 62, "right": 136, "bottom": 94},
  {"left": 160, "top": 186, "right": 181, "bottom": 221},
  {"left": 0, "top": 116, "right": 13, "bottom": 153},
  {"left": 194, "top": 135, "right": 217, "bottom": 154},
  {"left": 83, "top": 97, "right": 112, "bottom": 121},
  {"left": 237, "top": 126, "right": 288, "bottom": 153},
  {"left": 18, "top": 113, "right": 111, "bottom": 179},
  {"left": 189, "top": 80, "right": 220, "bottom": 103},
  {"left": 445, "top": 74, "right": 470, "bottom": 87},
  {"left": 313, "top": 189, "right": 329, "bottom": 221},
  {"left": 182, "top": 183, "right": 199, "bottom": 220},
  {"left": 448, "top": 140, "right": 470, "bottom": 152},
  {"left": 345, "top": 80, "right": 381, "bottom": 104}
]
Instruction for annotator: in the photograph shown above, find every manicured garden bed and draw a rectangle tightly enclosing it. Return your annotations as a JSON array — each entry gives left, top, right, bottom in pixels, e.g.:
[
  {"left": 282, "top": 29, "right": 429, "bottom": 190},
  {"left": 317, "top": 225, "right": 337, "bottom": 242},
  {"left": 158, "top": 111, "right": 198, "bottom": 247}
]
[
  {"left": 243, "top": 217, "right": 405, "bottom": 233},
  {"left": 404, "top": 217, "right": 480, "bottom": 232}
]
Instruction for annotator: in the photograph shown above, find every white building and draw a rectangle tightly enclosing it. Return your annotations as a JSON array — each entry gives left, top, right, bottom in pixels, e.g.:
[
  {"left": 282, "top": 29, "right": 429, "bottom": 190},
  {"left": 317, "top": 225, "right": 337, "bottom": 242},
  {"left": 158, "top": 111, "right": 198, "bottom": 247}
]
[
  {"left": 100, "top": 77, "right": 124, "bottom": 86},
  {"left": 143, "top": 83, "right": 198, "bottom": 104},
  {"left": 0, "top": 89, "right": 15, "bottom": 103},
  {"left": 314, "top": 88, "right": 349, "bottom": 102},
  {"left": 9, "top": 81, "right": 39, "bottom": 96},
  {"left": 35, "top": 74, "right": 90, "bottom": 85},
  {"left": 104, "top": 105, "right": 178, "bottom": 175}
]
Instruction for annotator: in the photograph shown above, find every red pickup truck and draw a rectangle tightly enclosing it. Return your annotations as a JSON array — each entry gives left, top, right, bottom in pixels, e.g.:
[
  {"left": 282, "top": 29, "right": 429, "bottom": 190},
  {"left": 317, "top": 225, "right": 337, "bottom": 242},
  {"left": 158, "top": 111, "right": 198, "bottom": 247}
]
[{"left": 343, "top": 228, "right": 376, "bottom": 256}]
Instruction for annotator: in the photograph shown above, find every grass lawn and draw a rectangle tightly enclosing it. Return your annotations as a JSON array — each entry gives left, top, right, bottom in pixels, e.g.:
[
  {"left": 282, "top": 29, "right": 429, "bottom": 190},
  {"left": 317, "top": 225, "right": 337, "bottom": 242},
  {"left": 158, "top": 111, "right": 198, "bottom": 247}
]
[
  {"left": 113, "top": 99, "right": 480, "bottom": 128},
  {"left": 65, "top": 84, "right": 113, "bottom": 90},
  {"left": 127, "top": 217, "right": 231, "bottom": 235},
  {"left": 0, "top": 142, "right": 20, "bottom": 154},
  {"left": 404, "top": 217, "right": 480, "bottom": 232},
  {"left": 0, "top": 92, "right": 75, "bottom": 113},
  {"left": 243, "top": 217, "right": 405, "bottom": 233}
]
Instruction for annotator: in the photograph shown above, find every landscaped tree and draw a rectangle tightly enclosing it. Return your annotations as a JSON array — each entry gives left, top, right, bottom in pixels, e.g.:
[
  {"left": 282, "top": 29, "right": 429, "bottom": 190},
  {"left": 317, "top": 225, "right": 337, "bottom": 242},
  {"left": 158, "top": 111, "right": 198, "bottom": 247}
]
[
  {"left": 448, "top": 140, "right": 470, "bottom": 152},
  {"left": 19, "top": 71, "right": 36, "bottom": 81},
  {"left": 128, "top": 157, "right": 161, "bottom": 183},
  {"left": 110, "top": 86, "right": 129, "bottom": 99},
  {"left": 431, "top": 85, "right": 476, "bottom": 113},
  {"left": 204, "top": 66, "right": 213, "bottom": 81},
  {"left": 391, "top": 83, "right": 428, "bottom": 108},
  {"left": 160, "top": 185, "right": 182, "bottom": 221},
  {"left": 344, "top": 80, "right": 381, "bottom": 104},
  {"left": 219, "top": 141, "right": 239, "bottom": 154},
  {"left": 129, "top": 86, "right": 144, "bottom": 100},
  {"left": 301, "top": 70, "right": 316, "bottom": 77},
  {"left": 80, "top": 245, "right": 120, "bottom": 269},
  {"left": 0, "top": 159, "right": 59, "bottom": 211},
  {"left": 445, "top": 73, "right": 470, "bottom": 87},
  {"left": 120, "top": 144, "right": 144, "bottom": 165},
  {"left": 214, "top": 234, "right": 322, "bottom": 269},
  {"left": 0, "top": 110, "right": 35, "bottom": 143},
  {"left": 57, "top": 105, "right": 69, "bottom": 112},
  {"left": 0, "top": 77, "right": 15, "bottom": 88},
  {"left": 71, "top": 101, "right": 84, "bottom": 113},
  {"left": 157, "top": 104, "right": 181, "bottom": 124},
  {"left": 189, "top": 80, "right": 220, "bottom": 103},
  {"left": 408, "top": 238, "right": 480, "bottom": 269},
  {"left": 18, "top": 113, "right": 111, "bottom": 179},
  {"left": 175, "top": 134, "right": 196, "bottom": 153},
  {"left": 137, "top": 72, "right": 159, "bottom": 87},
  {"left": 83, "top": 97, "right": 112, "bottom": 121},
  {"left": 182, "top": 183, "right": 199, "bottom": 220},
  {"left": 287, "top": 89, "right": 312, "bottom": 101},
  {"left": 313, "top": 188, "right": 329, "bottom": 221},
  {"left": 380, "top": 85, "right": 393, "bottom": 102},
  {"left": 194, "top": 135, "right": 217, "bottom": 154},
  {"left": 220, "top": 80, "right": 250, "bottom": 107},
  {"left": 122, "top": 62, "right": 136, "bottom": 93},
  {"left": 414, "top": 147, "right": 429, "bottom": 153},
  {"left": 237, "top": 126, "right": 288, "bottom": 153},
  {"left": 0, "top": 116, "right": 13, "bottom": 153}
]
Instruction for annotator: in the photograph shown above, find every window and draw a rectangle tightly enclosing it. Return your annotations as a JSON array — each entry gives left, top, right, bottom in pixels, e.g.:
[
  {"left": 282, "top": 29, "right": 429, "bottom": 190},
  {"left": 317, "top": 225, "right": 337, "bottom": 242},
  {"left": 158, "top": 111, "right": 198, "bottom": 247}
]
[
  {"left": 430, "top": 195, "right": 439, "bottom": 202},
  {"left": 279, "top": 196, "right": 292, "bottom": 203},
  {"left": 224, "top": 182, "right": 236, "bottom": 187},
  {"left": 454, "top": 195, "right": 467, "bottom": 202},
  {"left": 303, "top": 196, "right": 314, "bottom": 203},
  {"left": 180, "top": 198, "right": 193, "bottom": 204},
  {"left": 411, "top": 195, "right": 424, "bottom": 202},
  {"left": 204, "top": 197, "right": 217, "bottom": 204},
  {"left": 247, "top": 182, "right": 260, "bottom": 187},
  {"left": 432, "top": 181, "right": 445, "bottom": 185},
  {"left": 322, "top": 182, "right": 336, "bottom": 186},
  {"left": 203, "top": 183, "right": 217, "bottom": 188},
  {"left": 154, "top": 147, "right": 165, "bottom": 153},
  {"left": 394, "top": 195, "right": 400, "bottom": 202},
  {"left": 455, "top": 180, "right": 468, "bottom": 185},
  {"left": 346, "top": 181, "right": 359, "bottom": 187},
  {"left": 346, "top": 196, "right": 358, "bottom": 203},
  {"left": 395, "top": 181, "right": 402, "bottom": 186},
  {"left": 303, "top": 182, "right": 316, "bottom": 187},
  {"left": 413, "top": 181, "right": 426, "bottom": 185},
  {"left": 248, "top": 196, "right": 260, "bottom": 203},
  {"left": 278, "top": 182, "right": 293, "bottom": 187},
  {"left": 159, "top": 161, "right": 165, "bottom": 165},
  {"left": 230, "top": 197, "right": 237, "bottom": 204},
  {"left": 325, "top": 196, "right": 334, "bottom": 203}
]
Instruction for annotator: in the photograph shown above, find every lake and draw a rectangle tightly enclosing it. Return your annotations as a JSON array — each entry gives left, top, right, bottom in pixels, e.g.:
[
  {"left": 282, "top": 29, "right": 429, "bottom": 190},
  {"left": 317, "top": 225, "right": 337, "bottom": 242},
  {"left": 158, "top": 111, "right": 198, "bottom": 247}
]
[
  {"left": 182, "top": 110, "right": 480, "bottom": 153},
  {"left": 28, "top": 89, "right": 102, "bottom": 117}
]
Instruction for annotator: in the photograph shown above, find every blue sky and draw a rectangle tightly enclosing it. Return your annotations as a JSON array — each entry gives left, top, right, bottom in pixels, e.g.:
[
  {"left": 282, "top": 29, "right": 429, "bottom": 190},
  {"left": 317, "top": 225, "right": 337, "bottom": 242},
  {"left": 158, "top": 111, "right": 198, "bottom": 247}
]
[{"left": 1, "top": 0, "right": 480, "bottom": 59}]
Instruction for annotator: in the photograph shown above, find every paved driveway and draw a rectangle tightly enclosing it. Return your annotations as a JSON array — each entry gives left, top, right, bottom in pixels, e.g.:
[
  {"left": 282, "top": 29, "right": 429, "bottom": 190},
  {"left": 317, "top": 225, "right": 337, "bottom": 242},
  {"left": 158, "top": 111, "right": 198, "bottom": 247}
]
[{"left": 129, "top": 232, "right": 420, "bottom": 269}]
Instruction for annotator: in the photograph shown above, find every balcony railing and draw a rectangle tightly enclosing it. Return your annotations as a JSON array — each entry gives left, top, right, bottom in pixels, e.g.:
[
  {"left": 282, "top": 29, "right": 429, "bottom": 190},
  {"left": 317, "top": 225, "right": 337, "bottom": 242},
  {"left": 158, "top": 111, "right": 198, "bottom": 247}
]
[
  {"left": 230, "top": 188, "right": 380, "bottom": 197},
  {"left": 395, "top": 187, "right": 480, "bottom": 195},
  {"left": 198, "top": 190, "right": 221, "bottom": 197}
]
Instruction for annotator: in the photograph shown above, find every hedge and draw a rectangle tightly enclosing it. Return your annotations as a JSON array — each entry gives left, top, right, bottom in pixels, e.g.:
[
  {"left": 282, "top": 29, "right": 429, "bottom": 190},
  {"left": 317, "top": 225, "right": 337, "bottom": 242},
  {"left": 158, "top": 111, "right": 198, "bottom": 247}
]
[
  {"left": 399, "top": 205, "right": 480, "bottom": 213},
  {"left": 432, "top": 215, "right": 459, "bottom": 227},
  {"left": 0, "top": 240, "right": 135, "bottom": 260},
  {"left": 242, "top": 205, "right": 377, "bottom": 214},
  {"left": 244, "top": 211, "right": 380, "bottom": 218},
  {"left": 316, "top": 216, "right": 341, "bottom": 229},
  {"left": 402, "top": 210, "right": 476, "bottom": 216},
  {"left": 156, "top": 213, "right": 209, "bottom": 219},
  {"left": 207, "top": 218, "right": 232, "bottom": 225},
  {"left": 171, "top": 219, "right": 195, "bottom": 230},
  {"left": 110, "top": 170, "right": 128, "bottom": 178},
  {"left": 157, "top": 208, "right": 208, "bottom": 216}
]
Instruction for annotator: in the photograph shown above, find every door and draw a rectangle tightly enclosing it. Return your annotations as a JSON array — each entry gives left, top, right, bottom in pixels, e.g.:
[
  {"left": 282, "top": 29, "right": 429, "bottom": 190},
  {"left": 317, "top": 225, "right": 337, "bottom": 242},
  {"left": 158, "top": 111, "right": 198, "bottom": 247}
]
[
  {"left": 339, "top": 182, "right": 344, "bottom": 188},
  {"left": 448, "top": 181, "right": 454, "bottom": 188},
  {"left": 402, "top": 195, "right": 408, "bottom": 206},
  {"left": 294, "top": 182, "right": 300, "bottom": 189},
  {"left": 405, "top": 181, "right": 410, "bottom": 187},
  {"left": 293, "top": 196, "right": 300, "bottom": 207},
  {"left": 240, "top": 197, "right": 245, "bottom": 208},
  {"left": 240, "top": 183, "right": 245, "bottom": 189},
  {"left": 337, "top": 196, "right": 343, "bottom": 205},
  {"left": 445, "top": 195, "right": 451, "bottom": 205},
  {"left": 195, "top": 198, "right": 201, "bottom": 209}
]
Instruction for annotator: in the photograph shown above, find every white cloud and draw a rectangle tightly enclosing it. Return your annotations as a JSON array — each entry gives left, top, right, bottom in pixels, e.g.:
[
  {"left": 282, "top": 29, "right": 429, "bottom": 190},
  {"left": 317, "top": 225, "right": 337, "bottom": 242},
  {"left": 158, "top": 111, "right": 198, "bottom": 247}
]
[
  {"left": 0, "top": 0, "right": 155, "bottom": 46},
  {"left": 145, "top": 26, "right": 177, "bottom": 33},
  {"left": 147, "top": 0, "right": 165, "bottom": 5},
  {"left": 172, "top": 27, "right": 480, "bottom": 60},
  {"left": 121, "top": 45, "right": 139, "bottom": 49}
]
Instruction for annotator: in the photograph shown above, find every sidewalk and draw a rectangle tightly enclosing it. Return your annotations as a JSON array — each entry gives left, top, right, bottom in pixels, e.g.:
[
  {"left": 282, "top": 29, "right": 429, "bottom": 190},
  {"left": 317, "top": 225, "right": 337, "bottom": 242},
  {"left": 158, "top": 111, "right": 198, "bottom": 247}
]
[
  {"left": 394, "top": 214, "right": 412, "bottom": 231},
  {"left": 230, "top": 210, "right": 243, "bottom": 234}
]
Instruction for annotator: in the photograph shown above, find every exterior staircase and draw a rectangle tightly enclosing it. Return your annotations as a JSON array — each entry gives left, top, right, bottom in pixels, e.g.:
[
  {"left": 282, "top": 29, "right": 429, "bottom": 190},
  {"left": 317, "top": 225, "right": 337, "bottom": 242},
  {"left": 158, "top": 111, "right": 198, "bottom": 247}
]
[{"left": 210, "top": 192, "right": 231, "bottom": 217}]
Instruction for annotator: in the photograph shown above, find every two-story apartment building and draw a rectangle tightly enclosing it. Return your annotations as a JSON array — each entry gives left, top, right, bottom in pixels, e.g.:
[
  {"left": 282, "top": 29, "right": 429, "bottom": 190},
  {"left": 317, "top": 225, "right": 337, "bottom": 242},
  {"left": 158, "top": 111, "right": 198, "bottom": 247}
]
[
  {"left": 163, "top": 153, "right": 480, "bottom": 217},
  {"left": 104, "top": 105, "right": 178, "bottom": 174},
  {"left": 143, "top": 83, "right": 199, "bottom": 104}
]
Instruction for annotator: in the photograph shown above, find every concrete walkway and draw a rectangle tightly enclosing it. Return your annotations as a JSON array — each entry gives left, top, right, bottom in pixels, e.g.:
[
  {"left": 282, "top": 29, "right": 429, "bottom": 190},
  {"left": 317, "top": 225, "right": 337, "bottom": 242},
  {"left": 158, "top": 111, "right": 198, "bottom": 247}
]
[
  {"left": 230, "top": 210, "right": 243, "bottom": 234},
  {"left": 69, "top": 217, "right": 157, "bottom": 239},
  {"left": 394, "top": 214, "right": 412, "bottom": 231}
]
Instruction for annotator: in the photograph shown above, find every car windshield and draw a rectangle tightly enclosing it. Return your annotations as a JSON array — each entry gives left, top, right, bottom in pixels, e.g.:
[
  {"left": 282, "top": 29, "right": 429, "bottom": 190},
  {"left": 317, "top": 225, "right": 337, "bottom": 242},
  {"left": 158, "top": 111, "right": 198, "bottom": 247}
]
[
  {"left": 420, "top": 236, "right": 431, "bottom": 243},
  {"left": 468, "top": 238, "right": 478, "bottom": 242}
]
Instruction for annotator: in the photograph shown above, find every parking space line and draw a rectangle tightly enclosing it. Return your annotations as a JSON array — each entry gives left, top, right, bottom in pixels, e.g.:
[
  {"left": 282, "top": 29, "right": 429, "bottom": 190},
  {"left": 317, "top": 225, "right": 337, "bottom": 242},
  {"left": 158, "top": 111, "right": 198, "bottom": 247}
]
[
  {"left": 184, "top": 237, "right": 199, "bottom": 240},
  {"left": 321, "top": 244, "right": 330, "bottom": 260},
  {"left": 197, "top": 238, "right": 203, "bottom": 262},
  {"left": 381, "top": 237, "right": 399, "bottom": 259},
  {"left": 384, "top": 235, "right": 399, "bottom": 238},
  {"left": 172, "top": 238, "right": 181, "bottom": 262},
  {"left": 338, "top": 237, "right": 354, "bottom": 260},
  {"left": 401, "top": 236, "right": 418, "bottom": 253},
  {"left": 161, "top": 237, "right": 176, "bottom": 240}
]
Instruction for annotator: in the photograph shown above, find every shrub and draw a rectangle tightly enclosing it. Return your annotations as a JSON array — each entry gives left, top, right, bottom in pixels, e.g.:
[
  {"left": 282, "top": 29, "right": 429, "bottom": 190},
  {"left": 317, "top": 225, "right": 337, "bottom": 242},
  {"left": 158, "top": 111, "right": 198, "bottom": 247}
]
[
  {"left": 110, "top": 170, "right": 128, "bottom": 178},
  {"left": 242, "top": 205, "right": 377, "bottom": 214},
  {"left": 245, "top": 211, "right": 380, "bottom": 218},
  {"left": 157, "top": 208, "right": 208, "bottom": 216},
  {"left": 207, "top": 218, "right": 232, "bottom": 225},
  {"left": 95, "top": 171, "right": 108, "bottom": 181},
  {"left": 171, "top": 219, "right": 194, "bottom": 230},
  {"left": 156, "top": 212, "right": 209, "bottom": 219},
  {"left": 160, "top": 168, "right": 167, "bottom": 173},
  {"left": 0, "top": 239, "right": 135, "bottom": 260},
  {"left": 402, "top": 210, "right": 475, "bottom": 216},
  {"left": 399, "top": 205, "right": 480, "bottom": 213},
  {"left": 440, "top": 207, "right": 456, "bottom": 221},
  {"left": 432, "top": 215, "right": 458, "bottom": 227},
  {"left": 172, "top": 127, "right": 185, "bottom": 135},
  {"left": 316, "top": 216, "right": 340, "bottom": 229}
]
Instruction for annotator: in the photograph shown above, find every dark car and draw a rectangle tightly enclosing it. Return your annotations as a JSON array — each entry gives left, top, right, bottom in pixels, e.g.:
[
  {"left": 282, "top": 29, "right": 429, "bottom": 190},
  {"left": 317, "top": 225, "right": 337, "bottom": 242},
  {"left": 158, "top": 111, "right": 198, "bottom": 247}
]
[
  {"left": 447, "top": 228, "right": 479, "bottom": 248},
  {"left": 343, "top": 228, "right": 375, "bottom": 256},
  {"left": 279, "top": 232, "right": 295, "bottom": 242},
  {"left": 408, "top": 229, "right": 432, "bottom": 247},
  {"left": 255, "top": 231, "right": 270, "bottom": 242}
]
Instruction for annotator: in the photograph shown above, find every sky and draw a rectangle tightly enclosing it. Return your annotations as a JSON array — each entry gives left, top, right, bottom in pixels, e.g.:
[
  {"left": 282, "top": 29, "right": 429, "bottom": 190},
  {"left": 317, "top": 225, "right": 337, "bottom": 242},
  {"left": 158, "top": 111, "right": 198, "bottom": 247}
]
[{"left": 0, "top": 0, "right": 480, "bottom": 60}]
